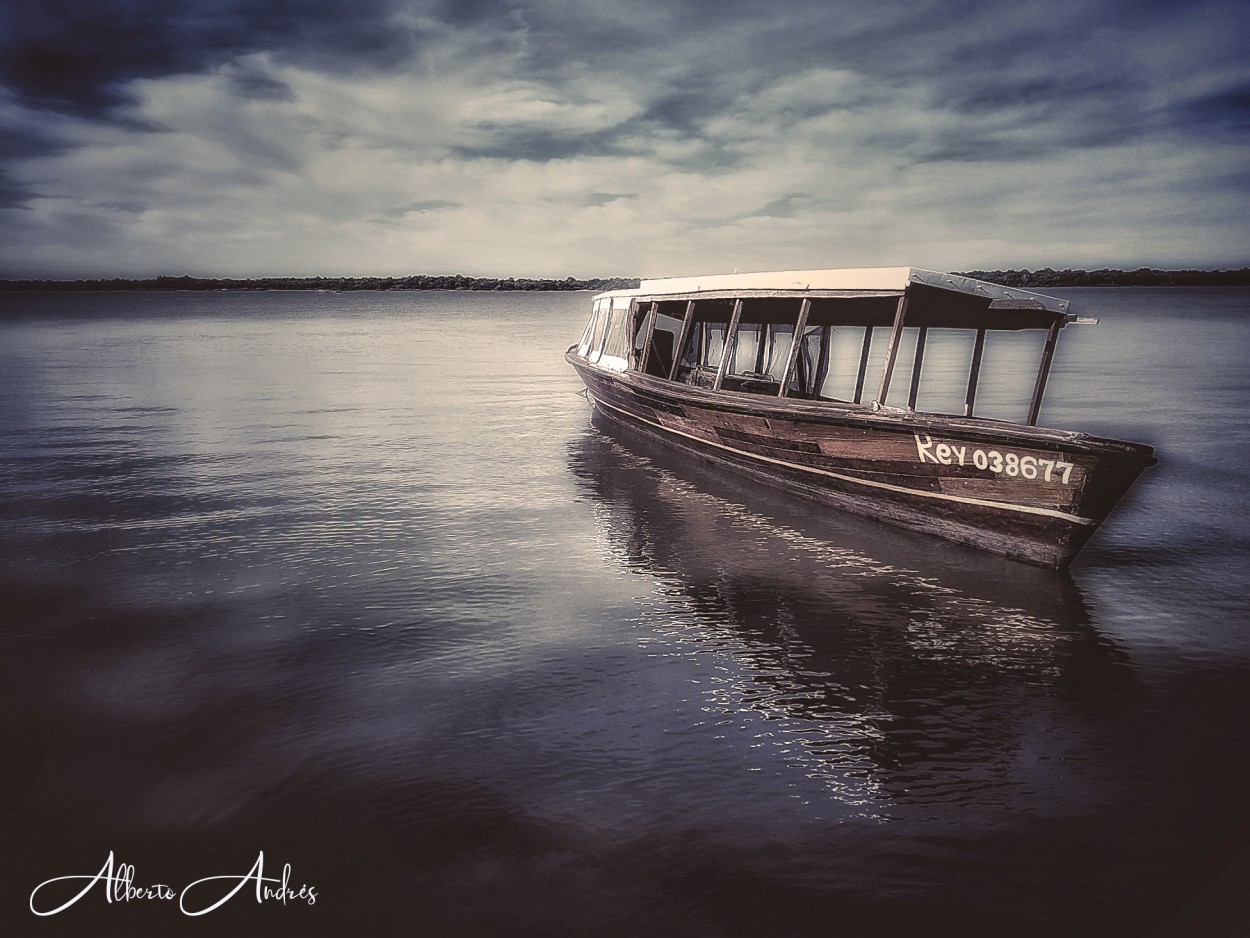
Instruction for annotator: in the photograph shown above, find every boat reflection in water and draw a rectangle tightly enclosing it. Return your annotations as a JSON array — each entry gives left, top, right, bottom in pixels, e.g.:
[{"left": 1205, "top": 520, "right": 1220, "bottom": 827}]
[{"left": 568, "top": 416, "right": 1134, "bottom": 817}]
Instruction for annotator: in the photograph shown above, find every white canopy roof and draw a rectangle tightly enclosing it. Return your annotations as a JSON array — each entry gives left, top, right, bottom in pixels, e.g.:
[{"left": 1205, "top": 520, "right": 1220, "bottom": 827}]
[
  {"left": 639, "top": 267, "right": 917, "bottom": 294},
  {"left": 597, "top": 267, "right": 1076, "bottom": 319}
]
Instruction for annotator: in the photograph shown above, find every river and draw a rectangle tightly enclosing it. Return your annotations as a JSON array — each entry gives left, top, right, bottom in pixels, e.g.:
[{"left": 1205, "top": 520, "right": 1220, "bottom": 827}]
[{"left": 1, "top": 287, "right": 1248, "bottom": 935}]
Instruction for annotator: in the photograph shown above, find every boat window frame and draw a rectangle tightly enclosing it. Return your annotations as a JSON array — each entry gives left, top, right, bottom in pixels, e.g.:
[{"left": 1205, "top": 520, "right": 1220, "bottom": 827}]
[
  {"left": 597, "top": 295, "right": 635, "bottom": 371},
  {"left": 668, "top": 298, "right": 739, "bottom": 384},
  {"left": 633, "top": 300, "right": 657, "bottom": 372},
  {"left": 638, "top": 307, "right": 684, "bottom": 379},
  {"left": 586, "top": 298, "right": 611, "bottom": 363},
  {"left": 577, "top": 300, "right": 602, "bottom": 357}
]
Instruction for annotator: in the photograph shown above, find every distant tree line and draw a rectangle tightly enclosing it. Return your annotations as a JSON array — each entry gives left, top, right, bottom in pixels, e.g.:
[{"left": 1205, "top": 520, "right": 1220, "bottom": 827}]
[
  {"left": 956, "top": 267, "right": 1250, "bottom": 287},
  {"left": 0, "top": 274, "right": 642, "bottom": 292}
]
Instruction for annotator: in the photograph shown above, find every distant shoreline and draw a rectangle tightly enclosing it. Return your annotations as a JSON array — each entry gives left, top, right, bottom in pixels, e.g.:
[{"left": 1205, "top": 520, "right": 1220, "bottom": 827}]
[
  {"left": 957, "top": 267, "right": 1250, "bottom": 288},
  {"left": 1, "top": 268, "right": 1248, "bottom": 292},
  {"left": 0, "top": 274, "right": 640, "bottom": 293}
]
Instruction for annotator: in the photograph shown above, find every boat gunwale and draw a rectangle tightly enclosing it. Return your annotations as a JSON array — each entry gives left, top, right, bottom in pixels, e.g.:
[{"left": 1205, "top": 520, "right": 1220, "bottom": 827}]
[{"left": 565, "top": 348, "right": 1158, "bottom": 462}]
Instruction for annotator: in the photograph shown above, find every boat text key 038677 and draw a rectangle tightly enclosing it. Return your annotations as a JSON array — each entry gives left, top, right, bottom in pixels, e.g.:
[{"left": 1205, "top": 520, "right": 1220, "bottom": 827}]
[
  {"left": 914, "top": 435, "right": 1075, "bottom": 484},
  {"left": 565, "top": 267, "right": 1156, "bottom": 567}
]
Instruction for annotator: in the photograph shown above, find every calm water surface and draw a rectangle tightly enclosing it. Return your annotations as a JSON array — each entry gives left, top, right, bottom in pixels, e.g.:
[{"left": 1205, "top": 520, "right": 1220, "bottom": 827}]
[{"left": 1, "top": 288, "right": 1248, "bottom": 936}]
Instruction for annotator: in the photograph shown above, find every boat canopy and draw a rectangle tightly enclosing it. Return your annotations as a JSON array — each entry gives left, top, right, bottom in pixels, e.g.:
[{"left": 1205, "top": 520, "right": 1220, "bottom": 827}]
[
  {"left": 577, "top": 267, "right": 1095, "bottom": 427},
  {"left": 596, "top": 267, "right": 1087, "bottom": 332}
]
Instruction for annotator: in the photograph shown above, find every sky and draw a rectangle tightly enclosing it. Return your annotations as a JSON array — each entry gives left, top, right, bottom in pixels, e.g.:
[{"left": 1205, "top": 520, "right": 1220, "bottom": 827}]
[{"left": 1, "top": 0, "right": 1247, "bottom": 279}]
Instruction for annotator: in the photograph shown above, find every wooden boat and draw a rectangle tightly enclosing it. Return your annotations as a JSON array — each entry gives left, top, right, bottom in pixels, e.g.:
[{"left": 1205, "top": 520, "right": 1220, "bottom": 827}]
[{"left": 565, "top": 267, "right": 1157, "bottom": 568}]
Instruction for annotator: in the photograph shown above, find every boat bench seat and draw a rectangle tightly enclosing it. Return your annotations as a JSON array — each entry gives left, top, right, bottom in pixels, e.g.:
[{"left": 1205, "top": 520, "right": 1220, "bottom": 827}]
[{"left": 722, "top": 373, "right": 781, "bottom": 394}]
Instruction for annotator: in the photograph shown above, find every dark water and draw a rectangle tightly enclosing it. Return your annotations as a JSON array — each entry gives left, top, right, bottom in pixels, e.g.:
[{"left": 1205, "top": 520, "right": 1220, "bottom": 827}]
[{"left": 1, "top": 288, "right": 1248, "bottom": 936}]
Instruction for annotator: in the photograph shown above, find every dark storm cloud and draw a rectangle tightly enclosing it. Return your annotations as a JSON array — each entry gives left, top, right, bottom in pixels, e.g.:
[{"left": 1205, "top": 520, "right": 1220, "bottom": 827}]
[
  {"left": 640, "top": 83, "right": 740, "bottom": 138},
  {"left": 945, "top": 76, "right": 1101, "bottom": 117},
  {"left": 912, "top": 70, "right": 1148, "bottom": 164},
  {"left": 453, "top": 127, "right": 633, "bottom": 163},
  {"left": 5, "top": 0, "right": 1242, "bottom": 154},
  {"left": 0, "top": 111, "right": 72, "bottom": 207},
  {"left": 1178, "top": 81, "right": 1250, "bottom": 133},
  {"left": 0, "top": 171, "right": 30, "bottom": 209},
  {"left": 0, "top": 118, "right": 67, "bottom": 161},
  {"left": 228, "top": 66, "right": 297, "bottom": 103},
  {"left": 506, "top": 0, "right": 1249, "bottom": 171},
  {"left": 0, "top": 0, "right": 414, "bottom": 116}
]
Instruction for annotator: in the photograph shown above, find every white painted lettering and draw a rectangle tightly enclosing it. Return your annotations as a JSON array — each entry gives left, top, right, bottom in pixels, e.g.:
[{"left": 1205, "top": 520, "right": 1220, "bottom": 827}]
[
  {"left": 914, "top": 435, "right": 938, "bottom": 464},
  {"left": 914, "top": 440, "right": 1076, "bottom": 486}
]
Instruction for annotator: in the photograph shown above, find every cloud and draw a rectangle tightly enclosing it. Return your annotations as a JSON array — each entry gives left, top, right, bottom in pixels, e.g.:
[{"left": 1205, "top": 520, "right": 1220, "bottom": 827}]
[
  {"left": 1176, "top": 81, "right": 1250, "bottom": 134},
  {"left": 0, "top": 0, "right": 1247, "bottom": 277},
  {"left": 0, "top": 0, "right": 417, "bottom": 115}
]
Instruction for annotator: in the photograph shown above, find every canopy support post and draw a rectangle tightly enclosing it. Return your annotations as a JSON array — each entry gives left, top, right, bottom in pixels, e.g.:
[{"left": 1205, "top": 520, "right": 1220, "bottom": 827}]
[
  {"left": 873, "top": 294, "right": 910, "bottom": 406},
  {"left": 636, "top": 301, "right": 658, "bottom": 373},
  {"left": 668, "top": 300, "right": 696, "bottom": 381},
  {"left": 778, "top": 298, "right": 811, "bottom": 398},
  {"left": 907, "top": 326, "right": 928, "bottom": 411},
  {"left": 964, "top": 328, "right": 986, "bottom": 417},
  {"left": 713, "top": 299, "right": 744, "bottom": 391},
  {"left": 853, "top": 328, "right": 873, "bottom": 403},
  {"left": 1027, "top": 319, "right": 1062, "bottom": 426}
]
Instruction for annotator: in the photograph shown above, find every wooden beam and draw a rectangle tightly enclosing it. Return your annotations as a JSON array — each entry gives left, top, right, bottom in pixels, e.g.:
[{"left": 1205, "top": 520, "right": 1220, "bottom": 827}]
[
  {"left": 626, "top": 298, "right": 640, "bottom": 367},
  {"left": 753, "top": 323, "right": 767, "bottom": 374},
  {"left": 874, "top": 294, "right": 910, "bottom": 406},
  {"left": 636, "top": 301, "right": 658, "bottom": 373},
  {"left": 778, "top": 298, "right": 811, "bottom": 398},
  {"left": 907, "top": 325, "right": 928, "bottom": 411},
  {"left": 1027, "top": 319, "right": 1063, "bottom": 426},
  {"left": 668, "top": 300, "right": 696, "bottom": 381},
  {"left": 964, "top": 328, "right": 986, "bottom": 417},
  {"left": 712, "top": 299, "right": 744, "bottom": 392},
  {"left": 853, "top": 327, "right": 873, "bottom": 403},
  {"left": 814, "top": 326, "right": 830, "bottom": 396}
]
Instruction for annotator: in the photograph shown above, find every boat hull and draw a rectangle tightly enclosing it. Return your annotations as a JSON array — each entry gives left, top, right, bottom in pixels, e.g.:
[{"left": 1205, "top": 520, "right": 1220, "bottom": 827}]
[{"left": 568, "top": 353, "right": 1156, "bottom": 568}]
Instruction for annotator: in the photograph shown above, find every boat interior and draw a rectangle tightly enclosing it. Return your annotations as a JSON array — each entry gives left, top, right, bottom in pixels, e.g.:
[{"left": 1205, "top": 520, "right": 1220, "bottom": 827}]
[{"left": 576, "top": 282, "right": 1081, "bottom": 426}]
